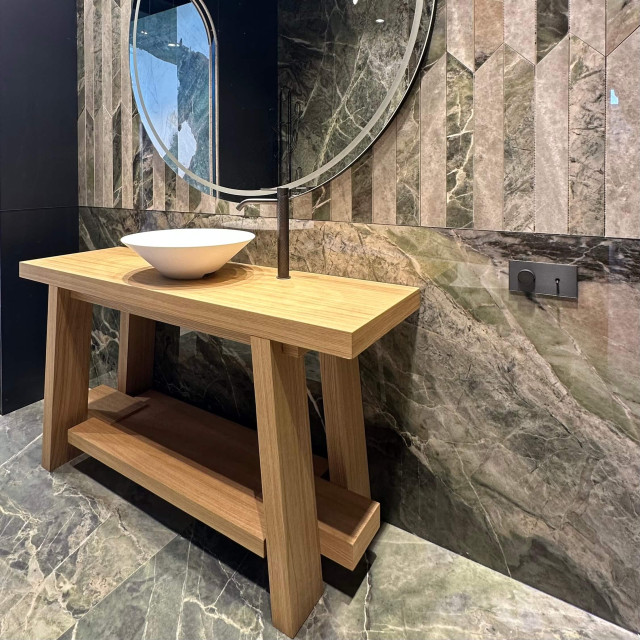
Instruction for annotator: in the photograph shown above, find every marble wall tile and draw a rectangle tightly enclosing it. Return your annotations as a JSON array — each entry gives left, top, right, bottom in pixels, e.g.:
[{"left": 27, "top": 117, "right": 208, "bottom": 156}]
[
  {"left": 571, "top": 0, "right": 606, "bottom": 54},
  {"left": 447, "top": 0, "right": 475, "bottom": 70},
  {"left": 112, "top": 105, "right": 122, "bottom": 208},
  {"left": 120, "top": 2, "right": 133, "bottom": 209},
  {"left": 536, "top": 36, "right": 569, "bottom": 234},
  {"left": 132, "top": 113, "right": 142, "bottom": 210},
  {"left": 311, "top": 184, "right": 331, "bottom": 221},
  {"left": 569, "top": 35, "right": 606, "bottom": 236},
  {"left": 396, "top": 88, "right": 421, "bottom": 226},
  {"left": 94, "top": 107, "right": 105, "bottom": 207},
  {"left": 188, "top": 184, "right": 202, "bottom": 213},
  {"left": 152, "top": 151, "right": 165, "bottom": 212},
  {"left": 165, "top": 166, "right": 176, "bottom": 212},
  {"left": 111, "top": 0, "right": 121, "bottom": 110},
  {"left": 446, "top": 54, "right": 474, "bottom": 228},
  {"left": 474, "top": 0, "right": 504, "bottom": 68},
  {"left": 424, "top": 0, "right": 447, "bottom": 69},
  {"left": 259, "top": 202, "right": 277, "bottom": 218},
  {"left": 606, "top": 28, "right": 640, "bottom": 238},
  {"left": 537, "top": 0, "right": 569, "bottom": 62},
  {"left": 86, "top": 111, "right": 95, "bottom": 205},
  {"left": 504, "top": 0, "right": 537, "bottom": 63},
  {"left": 420, "top": 55, "right": 447, "bottom": 227},
  {"left": 140, "top": 130, "right": 154, "bottom": 211},
  {"left": 92, "top": 0, "right": 102, "bottom": 117},
  {"left": 175, "top": 179, "right": 191, "bottom": 214},
  {"left": 504, "top": 47, "right": 535, "bottom": 232},
  {"left": 78, "top": 110, "right": 87, "bottom": 207},
  {"left": 77, "top": 0, "right": 85, "bottom": 114},
  {"left": 352, "top": 150, "right": 373, "bottom": 223},
  {"left": 607, "top": 0, "right": 640, "bottom": 54},
  {"left": 372, "top": 121, "right": 397, "bottom": 225},
  {"left": 330, "top": 168, "right": 352, "bottom": 222},
  {"left": 102, "top": 0, "right": 113, "bottom": 115},
  {"left": 473, "top": 47, "right": 504, "bottom": 230}
]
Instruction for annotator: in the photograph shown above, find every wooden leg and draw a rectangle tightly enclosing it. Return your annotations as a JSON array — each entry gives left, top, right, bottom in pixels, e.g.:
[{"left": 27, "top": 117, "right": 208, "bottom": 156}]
[
  {"left": 319, "top": 353, "right": 371, "bottom": 498},
  {"left": 117, "top": 312, "right": 155, "bottom": 395},
  {"left": 42, "top": 287, "right": 93, "bottom": 471},
  {"left": 251, "top": 337, "right": 323, "bottom": 638}
]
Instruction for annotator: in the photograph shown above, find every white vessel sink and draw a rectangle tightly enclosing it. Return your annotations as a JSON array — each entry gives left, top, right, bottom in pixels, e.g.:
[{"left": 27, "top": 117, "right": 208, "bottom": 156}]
[{"left": 121, "top": 228, "right": 255, "bottom": 279}]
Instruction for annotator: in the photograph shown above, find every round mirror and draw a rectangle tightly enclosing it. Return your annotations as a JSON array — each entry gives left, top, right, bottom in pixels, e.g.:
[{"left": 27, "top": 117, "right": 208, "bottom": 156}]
[{"left": 130, "top": 0, "right": 435, "bottom": 198}]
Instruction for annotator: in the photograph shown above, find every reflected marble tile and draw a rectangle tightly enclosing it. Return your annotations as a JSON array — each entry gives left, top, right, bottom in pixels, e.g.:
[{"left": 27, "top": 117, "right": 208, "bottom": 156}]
[
  {"left": 423, "top": 0, "right": 446, "bottom": 70},
  {"left": 311, "top": 184, "right": 331, "bottom": 221},
  {"left": 292, "top": 191, "right": 312, "bottom": 220},
  {"left": 607, "top": 0, "right": 640, "bottom": 54},
  {"left": 537, "top": 0, "right": 569, "bottom": 62},
  {"left": 535, "top": 36, "right": 569, "bottom": 234},
  {"left": 420, "top": 55, "right": 446, "bottom": 227},
  {"left": 396, "top": 88, "right": 420, "bottom": 226},
  {"left": 605, "top": 28, "right": 640, "bottom": 238},
  {"left": 120, "top": 2, "right": 134, "bottom": 209},
  {"left": 84, "top": 0, "right": 94, "bottom": 118},
  {"left": 165, "top": 165, "right": 176, "bottom": 212},
  {"left": 352, "top": 151, "right": 373, "bottom": 223},
  {"left": 473, "top": 47, "right": 504, "bottom": 230},
  {"left": 569, "top": 35, "right": 605, "bottom": 236},
  {"left": 372, "top": 121, "right": 396, "bottom": 225},
  {"left": 111, "top": 0, "right": 121, "bottom": 109},
  {"left": 503, "top": 46, "right": 535, "bottom": 232},
  {"left": 330, "top": 168, "right": 352, "bottom": 222},
  {"left": 445, "top": 54, "right": 474, "bottom": 228}
]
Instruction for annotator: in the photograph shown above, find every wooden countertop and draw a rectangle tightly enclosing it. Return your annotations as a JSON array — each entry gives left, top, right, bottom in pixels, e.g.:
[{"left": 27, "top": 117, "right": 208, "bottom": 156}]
[{"left": 20, "top": 247, "right": 420, "bottom": 358}]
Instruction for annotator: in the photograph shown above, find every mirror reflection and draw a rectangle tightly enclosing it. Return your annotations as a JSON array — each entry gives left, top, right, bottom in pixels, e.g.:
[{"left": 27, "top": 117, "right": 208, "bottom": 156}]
[{"left": 131, "top": 0, "right": 433, "bottom": 197}]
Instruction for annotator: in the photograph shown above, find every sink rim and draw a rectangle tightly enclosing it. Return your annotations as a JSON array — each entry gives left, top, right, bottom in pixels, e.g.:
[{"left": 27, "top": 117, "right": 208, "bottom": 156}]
[{"left": 121, "top": 228, "right": 256, "bottom": 250}]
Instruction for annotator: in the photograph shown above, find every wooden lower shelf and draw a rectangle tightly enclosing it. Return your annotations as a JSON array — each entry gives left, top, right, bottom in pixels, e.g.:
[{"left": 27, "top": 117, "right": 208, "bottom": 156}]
[{"left": 72, "top": 386, "right": 380, "bottom": 569}]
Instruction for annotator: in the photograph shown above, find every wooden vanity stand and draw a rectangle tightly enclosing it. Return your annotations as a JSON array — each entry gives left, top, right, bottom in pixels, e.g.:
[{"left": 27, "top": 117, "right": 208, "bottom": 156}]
[{"left": 20, "top": 247, "right": 420, "bottom": 638}]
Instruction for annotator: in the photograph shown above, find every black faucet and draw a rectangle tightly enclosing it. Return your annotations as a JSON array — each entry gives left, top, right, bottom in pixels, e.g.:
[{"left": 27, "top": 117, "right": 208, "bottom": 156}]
[{"left": 236, "top": 187, "right": 290, "bottom": 279}]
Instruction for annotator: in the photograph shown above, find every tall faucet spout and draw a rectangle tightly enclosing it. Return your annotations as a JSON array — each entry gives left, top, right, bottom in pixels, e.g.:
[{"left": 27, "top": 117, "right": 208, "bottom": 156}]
[{"left": 235, "top": 189, "right": 290, "bottom": 279}]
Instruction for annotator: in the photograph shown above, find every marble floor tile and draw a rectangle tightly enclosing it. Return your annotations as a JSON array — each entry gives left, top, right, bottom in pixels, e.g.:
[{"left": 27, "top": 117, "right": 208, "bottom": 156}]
[{"left": 57, "top": 522, "right": 637, "bottom": 640}]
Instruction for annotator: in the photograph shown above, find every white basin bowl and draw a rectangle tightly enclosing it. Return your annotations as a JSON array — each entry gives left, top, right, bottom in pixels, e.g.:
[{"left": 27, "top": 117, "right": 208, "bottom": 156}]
[{"left": 121, "top": 228, "right": 255, "bottom": 279}]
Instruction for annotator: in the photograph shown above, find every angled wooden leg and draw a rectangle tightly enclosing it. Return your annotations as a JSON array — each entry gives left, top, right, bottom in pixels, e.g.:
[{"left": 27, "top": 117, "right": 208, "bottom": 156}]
[
  {"left": 319, "top": 353, "right": 371, "bottom": 498},
  {"left": 117, "top": 312, "right": 156, "bottom": 395},
  {"left": 251, "top": 337, "right": 323, "bottom": 638},
  {"left": 42, "top": 287, "right": 93, "bottom": 471}
]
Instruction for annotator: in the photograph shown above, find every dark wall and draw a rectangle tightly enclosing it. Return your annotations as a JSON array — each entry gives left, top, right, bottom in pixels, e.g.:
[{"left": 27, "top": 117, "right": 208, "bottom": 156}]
[
  {"left": 0, "top": 0, "right": 79, "bottom": 413},
  {"left": 204, "top": 0, "right": 279, "bottom": 192}
]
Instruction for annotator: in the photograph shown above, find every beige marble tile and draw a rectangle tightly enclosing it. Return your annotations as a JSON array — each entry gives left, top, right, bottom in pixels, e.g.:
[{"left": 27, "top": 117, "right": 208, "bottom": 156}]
[
  {"left": 447, "top": 0, "right": 475, "bottom": 70},
  {"left": 120, "top": 1, "right": 133, "bottom": 209},
  {"left": 504, "top": 0, "right": 537, "bottom": 63},
  {"left": 474, "top": 47, "right": 504, "bottom": 231},
  {"left": 331, "top": 168, "right": 352, "bottom": 222},
  {"left": 420, "top": 56, "right": 447, "bottom": 227},
  {"left": 474, "top": 0, "right": 504, "bottom": 68},
  {"left": 372, "top": 121, "right": 397, "bottom": 225},
  {"left": 571, "top": 0, "right": 606, "bottom": 54},
  {"left": 607, "top": 0, "right": 640, "bottom": 54},
  {"left": 94, "top": 106, "right": 105, "bottom": 207},
  {"left": 569, "top": 36, "right": 606, "bottom": 236},
  {"left": 605, "top": 28, "right": 640, "bottom": 238},
  {"left": 504, "top": 47, "right": 535, "bottom": 231},
  {"left": 78, "top": 110, "right": 87, "bottom": 207},
  {"left": 536, "top": 36, "right": 569, "bottom": 234},
  {"left": 292, "top": 191, "right": 313, "bottom": 219}
]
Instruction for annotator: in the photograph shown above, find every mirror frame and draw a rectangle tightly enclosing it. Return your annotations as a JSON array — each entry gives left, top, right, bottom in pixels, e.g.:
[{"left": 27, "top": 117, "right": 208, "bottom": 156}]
[{"left": 131, "top": 0, "right": 436, "bottom": 197}]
